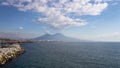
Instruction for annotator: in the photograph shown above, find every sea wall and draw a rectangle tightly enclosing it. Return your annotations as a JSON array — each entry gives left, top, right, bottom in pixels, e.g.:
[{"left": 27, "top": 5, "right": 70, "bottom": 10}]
[{"left": 0, "top": 44, "right": 24, "bottom": 65}]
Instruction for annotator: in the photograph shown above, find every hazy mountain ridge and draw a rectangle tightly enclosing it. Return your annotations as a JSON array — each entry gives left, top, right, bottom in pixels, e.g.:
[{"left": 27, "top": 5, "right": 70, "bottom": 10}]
[{"left": 32, "top": 33, "right": 86, "bottom": 42}]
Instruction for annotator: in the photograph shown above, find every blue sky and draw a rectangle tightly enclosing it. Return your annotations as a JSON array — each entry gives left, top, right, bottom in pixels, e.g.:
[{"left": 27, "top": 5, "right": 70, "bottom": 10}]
[{"left": 0, "top": 0, "right": 120, "bottom": 41}]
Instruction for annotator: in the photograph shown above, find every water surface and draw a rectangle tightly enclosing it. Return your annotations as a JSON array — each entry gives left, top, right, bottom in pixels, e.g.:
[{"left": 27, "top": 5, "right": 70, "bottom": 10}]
[{"left": 1, "top": 42, "right": 120, "bottom": 68}]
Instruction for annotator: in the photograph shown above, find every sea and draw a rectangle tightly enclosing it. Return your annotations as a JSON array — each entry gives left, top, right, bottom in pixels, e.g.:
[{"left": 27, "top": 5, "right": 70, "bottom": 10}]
[{"left": 1, "top": 42, "right": 120, "bottom": 68}]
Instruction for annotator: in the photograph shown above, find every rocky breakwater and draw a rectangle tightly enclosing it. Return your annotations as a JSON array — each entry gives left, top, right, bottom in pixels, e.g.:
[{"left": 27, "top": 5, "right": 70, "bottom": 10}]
[{"left": 0, "top": 43, "right": 24, "bottom": 65}]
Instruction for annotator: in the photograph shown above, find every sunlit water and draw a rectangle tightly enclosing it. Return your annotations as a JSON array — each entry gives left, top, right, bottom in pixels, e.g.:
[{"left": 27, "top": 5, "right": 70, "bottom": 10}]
[{"left": 1, "top": 42, "right": 120, "bottom": 68}]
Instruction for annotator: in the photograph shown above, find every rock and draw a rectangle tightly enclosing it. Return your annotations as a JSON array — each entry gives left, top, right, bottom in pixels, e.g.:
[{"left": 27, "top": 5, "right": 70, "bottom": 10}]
[{"left": 0, "top": 43, "right": 24, "bottom": 65}]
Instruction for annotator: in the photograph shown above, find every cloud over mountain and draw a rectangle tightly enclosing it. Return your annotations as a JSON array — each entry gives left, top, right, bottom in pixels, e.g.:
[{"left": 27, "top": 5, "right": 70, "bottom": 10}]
[{"left": 1, "top": 0, "right": 109, "bottom": 29}]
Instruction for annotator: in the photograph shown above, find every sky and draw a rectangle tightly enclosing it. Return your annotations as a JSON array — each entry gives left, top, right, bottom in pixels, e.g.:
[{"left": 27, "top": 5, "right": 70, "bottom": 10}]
[{"left": 0, "top": 0, "right": 120, "bottom": 41}]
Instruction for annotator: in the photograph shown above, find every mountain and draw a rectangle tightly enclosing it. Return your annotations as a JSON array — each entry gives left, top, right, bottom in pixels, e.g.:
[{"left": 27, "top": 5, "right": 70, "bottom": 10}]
[
  {"left": 32, "top": 33, "right": 86, "bottom": 42},
  {"left": 0, "top": 32, "right": 27, "bottom": 40}
]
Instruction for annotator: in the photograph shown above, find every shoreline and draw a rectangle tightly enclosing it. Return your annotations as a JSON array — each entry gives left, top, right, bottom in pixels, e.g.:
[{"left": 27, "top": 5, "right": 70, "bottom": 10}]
[{"left": 0, "top": 43, "right": 24, "bottom": 65}]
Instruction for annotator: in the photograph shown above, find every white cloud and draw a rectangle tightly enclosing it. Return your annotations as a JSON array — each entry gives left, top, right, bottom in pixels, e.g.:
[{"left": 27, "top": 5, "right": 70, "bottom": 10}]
[
  {"left": 97, "top": 32, "right": 120, "bottom": 38},
  {"left": 19, "top": 26, "right": 24, "bottom": 30},
  {"left": 72, "top": 32, "right": 120, "bottom": 41},
  {"left": 1, "top": 0, "right": 109, "bottom": 29},
  {"left": 95, "top": 32, "right": 120, "bottom": 41}
]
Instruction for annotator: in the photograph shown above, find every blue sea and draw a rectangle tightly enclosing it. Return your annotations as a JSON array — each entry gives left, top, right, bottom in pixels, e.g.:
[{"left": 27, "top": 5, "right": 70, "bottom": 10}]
[{"left": 1, "top": 42, "right": 120, "bottom": 68}]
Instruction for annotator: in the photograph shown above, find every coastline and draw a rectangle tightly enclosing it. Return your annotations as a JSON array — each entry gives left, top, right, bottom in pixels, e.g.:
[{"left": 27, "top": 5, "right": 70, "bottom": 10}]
[{"left": 0, "top": 43, "right": 24, "bottom": 65}]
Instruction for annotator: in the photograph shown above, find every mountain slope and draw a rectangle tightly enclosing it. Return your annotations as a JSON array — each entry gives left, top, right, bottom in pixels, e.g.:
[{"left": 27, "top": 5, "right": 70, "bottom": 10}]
[{"left": 32, "top": 33, "right": 86, "bottom": 42}]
